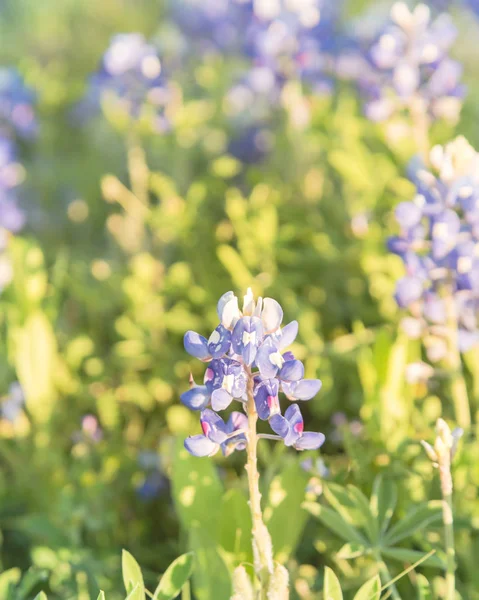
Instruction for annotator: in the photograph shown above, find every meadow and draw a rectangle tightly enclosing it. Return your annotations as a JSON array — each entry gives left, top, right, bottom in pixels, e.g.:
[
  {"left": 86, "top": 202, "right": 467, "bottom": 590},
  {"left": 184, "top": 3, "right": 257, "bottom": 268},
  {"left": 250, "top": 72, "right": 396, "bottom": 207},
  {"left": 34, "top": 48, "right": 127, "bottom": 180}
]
[{"left": 1, "top": 0, "right": 479, "bottom": 598}]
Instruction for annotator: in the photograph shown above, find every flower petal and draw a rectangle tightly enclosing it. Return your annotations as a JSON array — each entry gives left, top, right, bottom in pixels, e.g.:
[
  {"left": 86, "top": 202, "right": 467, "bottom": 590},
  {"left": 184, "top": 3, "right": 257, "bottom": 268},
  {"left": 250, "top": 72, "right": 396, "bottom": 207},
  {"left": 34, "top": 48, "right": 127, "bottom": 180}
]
[
  {"left": 256, "top": 343, "right": 282, "bottom": 379},
  {"left": 231, "top": 316, "right": 264, "bottom": 365},
  {"left": 211, "top": 388, "right": 233, "bottom": 411},
  {"left": 254, "top": 377, "right": 280, "bottom": 420},
  {"left": 226, "top": 411, "right": 248, "bottom": 433},
  {"left": 261, "top": 297, "right": 283, "bottom": 333},
  {"left": 282, "top": 379, "right": 322, "bottom": 401},
  {"left": 184, "top": 434, "right": 219, "bottom": 457},
  {"left": 277, "top": 320, "right": 298, "bottom": 350},
  {"left": 208, "top": 324, "right": 232, "bottom": 359},
  {"left": 200, "top": 409, "right": 228, "bottom": 444},
  {"left": 180, "top": 385, "right": 210, "bottom": 410},
  {"left": 269, "top": 414, "right": 289, "bottom": 438},
  {"left": 279, "top": 359, "right": 304, "bottom": 382},
  {"left": 294, "top": 432, "right": 326, "bottom": 451},
  {"left": 219, "top": 292, "right": 241, "bottom": 330},
  {"left": 184, "top": 331, "right": 211, "bottom": 361}
]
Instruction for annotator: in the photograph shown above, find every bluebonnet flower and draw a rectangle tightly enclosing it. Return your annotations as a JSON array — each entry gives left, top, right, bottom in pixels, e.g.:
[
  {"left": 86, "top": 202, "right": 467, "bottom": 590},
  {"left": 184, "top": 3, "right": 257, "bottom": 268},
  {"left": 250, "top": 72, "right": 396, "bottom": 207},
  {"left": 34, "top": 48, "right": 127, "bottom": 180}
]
[
  {"left": 270, "top": 404, "right": 325, "bottom": 450},
  {"left": 0, "top": 68, "right": 37, "bottom": 138},
  {"left": 389, "top": 136, "right": 479, "bottom": 352},
  {"left": 182, "top": 288, "right": 324, "bottom": 455},
  {"left": 85, "top": 33, "right": 172, "bottom": 130},
  {"left": 184, "top": 409, "right": 248, "bottom": 457},
  {"left": 357, "top": 3, "right": 465, "bottom": 126},
  {"left": 0, "top": 135, "right": 25, "bottom": 233}
]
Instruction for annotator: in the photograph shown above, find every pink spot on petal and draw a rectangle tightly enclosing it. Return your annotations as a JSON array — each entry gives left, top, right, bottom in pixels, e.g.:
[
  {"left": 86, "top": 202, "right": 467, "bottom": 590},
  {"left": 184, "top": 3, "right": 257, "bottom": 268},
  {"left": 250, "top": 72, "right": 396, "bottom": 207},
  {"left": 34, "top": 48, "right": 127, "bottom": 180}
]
[
  {"left": 267, "top": 395, "right": 276, "bottom": 408},
  {"left": 294, "top": 422, "right": 304, "bottom": 434},
  {"left": 205, "top": 368, "right": 214, "bottom": 381},
  {"left": 201, "top": 422, "right": 209, "bottom": 436}
]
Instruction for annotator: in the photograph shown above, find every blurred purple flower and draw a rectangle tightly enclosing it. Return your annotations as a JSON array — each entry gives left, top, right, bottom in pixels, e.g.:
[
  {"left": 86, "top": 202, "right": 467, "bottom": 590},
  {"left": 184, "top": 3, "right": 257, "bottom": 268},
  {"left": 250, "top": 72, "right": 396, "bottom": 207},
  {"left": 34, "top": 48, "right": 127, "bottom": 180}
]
[{"left": 0, "top": 68, "right": 37, "bottom": 138}]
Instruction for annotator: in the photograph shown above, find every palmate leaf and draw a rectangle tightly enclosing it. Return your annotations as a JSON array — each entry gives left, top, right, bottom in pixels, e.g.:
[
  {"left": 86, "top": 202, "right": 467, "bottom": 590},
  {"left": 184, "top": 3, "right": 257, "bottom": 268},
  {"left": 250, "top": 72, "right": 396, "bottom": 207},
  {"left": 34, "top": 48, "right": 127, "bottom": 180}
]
[
  {"left": 383, "top": 501, "right": 443, "bottom": 546},
  {"left": 122, "top": 550, "right": 145, "bottom": 598},
  {"left": 323, "top": 567, "right": 343, "bottom": 600},
  {"left": 381, "top": 548, "right": 445, "bottom": 569},
  {"left": 370, "top": 475, "right": 397, "bottom": 538},
  {"left": 302, "top": 502, "right": 367, "bottom": 545},
  {"left": 352, "top": 575, "right": 381, "bottom": 600},
  {"left": 33, "top": 594, "right": 48, "bottom": 600},
  {"left": 153, "top": 552, "right": 194, "bottom": 600},
  {"left": 97, "top": 593, "right": 106, "bottom": 600}
]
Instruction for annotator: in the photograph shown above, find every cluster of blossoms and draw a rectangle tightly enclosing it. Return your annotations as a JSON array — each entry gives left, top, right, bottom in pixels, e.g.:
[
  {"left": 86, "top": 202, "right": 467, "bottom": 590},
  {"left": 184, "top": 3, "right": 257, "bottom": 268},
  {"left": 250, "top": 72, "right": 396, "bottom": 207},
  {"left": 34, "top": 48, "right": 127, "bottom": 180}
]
[
  {"left": 86, "top": 33, "right": 172, "bottom": 131},
  {"left": 388, "top": 135, "right": 479, "bottom": 354},
  {"left": 357, "top": 2, "right": 464, "bottom": 126},
  {"left": 181, "top": 289, "right": 325, "bottom": 457}
]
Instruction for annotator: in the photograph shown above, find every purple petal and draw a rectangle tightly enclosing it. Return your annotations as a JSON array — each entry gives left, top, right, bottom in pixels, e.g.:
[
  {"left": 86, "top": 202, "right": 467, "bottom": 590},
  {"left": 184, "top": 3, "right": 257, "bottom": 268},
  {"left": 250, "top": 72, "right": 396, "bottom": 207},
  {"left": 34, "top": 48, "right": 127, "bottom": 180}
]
[
  {"left": 184, "top": 434, "right": 219, "bottom": 457},
  {"left": 221, "top": 434, "right": 247, "bottom": 456},
  {"left": 208, "top": 324, "right": 232, "bottom": 359},
  {"left": 200, "top": 409, "right": 228, "bottom": 444},
  {"left": 184, "top": 331, "right": 211, "bottom": 361},
  {"left": 256, "top": 343, "right": 281, "bottom": 379},
  {"left": 231, "top": 317, "right": 264, "bottom": 365},
  {"left": 282, "top": 379, "right": 322, "bottom": 401},
  {"left": 254, "top": 377, "right": 280, "bottom": 420},
  {"left": 180, "top": 385, "right": 210, "bottom": 410},
  {"left": 279, "top": 359, "right": 304, "bottom": 382},
  {"left": 269, "top": 414, "right": 289, "bottom": 438},
  {"left": 294, "top": 432, "right": 326, "bottom": 451},
  {"left": 277, "top": 320, "right": 298, "bottom": 350},
  {"left": 211, "top": 388, "right": 233, "bottom": 411},
  {"left": 261, "top": 298, "right": 283, "bottom": 333},
  {"left": 226, "top": 411, "right": 248, "bottom": 433}
]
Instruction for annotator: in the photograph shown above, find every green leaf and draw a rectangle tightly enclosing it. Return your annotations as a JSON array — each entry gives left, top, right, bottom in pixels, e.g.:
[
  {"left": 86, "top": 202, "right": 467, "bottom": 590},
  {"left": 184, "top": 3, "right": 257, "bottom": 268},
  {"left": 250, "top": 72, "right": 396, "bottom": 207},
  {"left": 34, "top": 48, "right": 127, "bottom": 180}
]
[
  {"left": 370, "top": 475, "right": 397, "bottom": 538},
  {"left": 323, "top": 567, "right": 343, "bottom": 600},
  {"left": 125, "top": 584, "right": 144, "bottom": 600},
  {"left": 97, "top": 593, "right": 106, "bottom": 600},
  {"left": 416, "top": 574, "right": 433, "bottom": 600},
  {"left": 171, "top": 438, "right": 224, "bottom": 535},
  {"left": 217, "top": 489, "right": 252, "bottom": 565},
  {"left": 353, "top": 575, "right": 381, "bottom": 600},
  {"left": 33, "top": 594, "right": 48, "bottom": 600},
  {"left": 153, "top": 553, "right": 195, "bottom": 600},
  {"left": 189, "top": 526, "right": 231, "bottom": 600},
  {"left": 383, "top": 501, "right": 443, "bottom": 546},
  {"left": 302, "top": 502, "right": 367, "bottom": 545},
  {"left": 264, "top": 461, "right": 310, "bottom": 562},
  {"left": 347, "top": 485, "right": 377, "bottom": 542},
  {"left": 381, "top": 548, "right": 445, "bottom": 569},
  {"left": 122, "top": 550, "right": 145, "bottom": 598},
  {"left": 336, "top": 543, "right": 367, "bottom": 559}
]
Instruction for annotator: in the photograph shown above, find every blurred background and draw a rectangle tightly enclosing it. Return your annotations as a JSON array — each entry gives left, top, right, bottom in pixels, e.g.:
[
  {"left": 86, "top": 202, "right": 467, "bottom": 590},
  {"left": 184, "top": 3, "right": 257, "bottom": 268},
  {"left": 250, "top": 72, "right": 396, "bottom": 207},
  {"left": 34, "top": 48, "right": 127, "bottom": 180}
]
[{"left": 1, "top": 0, "right": 479, "bottom": 598}]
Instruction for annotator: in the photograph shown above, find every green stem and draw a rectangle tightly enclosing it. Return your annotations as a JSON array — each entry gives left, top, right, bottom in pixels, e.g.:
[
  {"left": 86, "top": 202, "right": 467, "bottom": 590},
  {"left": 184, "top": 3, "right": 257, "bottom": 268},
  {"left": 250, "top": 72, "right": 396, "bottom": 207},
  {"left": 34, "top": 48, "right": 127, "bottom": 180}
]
[
  {"left": 245, "top": 368, "right": 274, "bottom": 598},
  {"left": 444, "top": 293, "right": 471, "bottom": 429}
]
